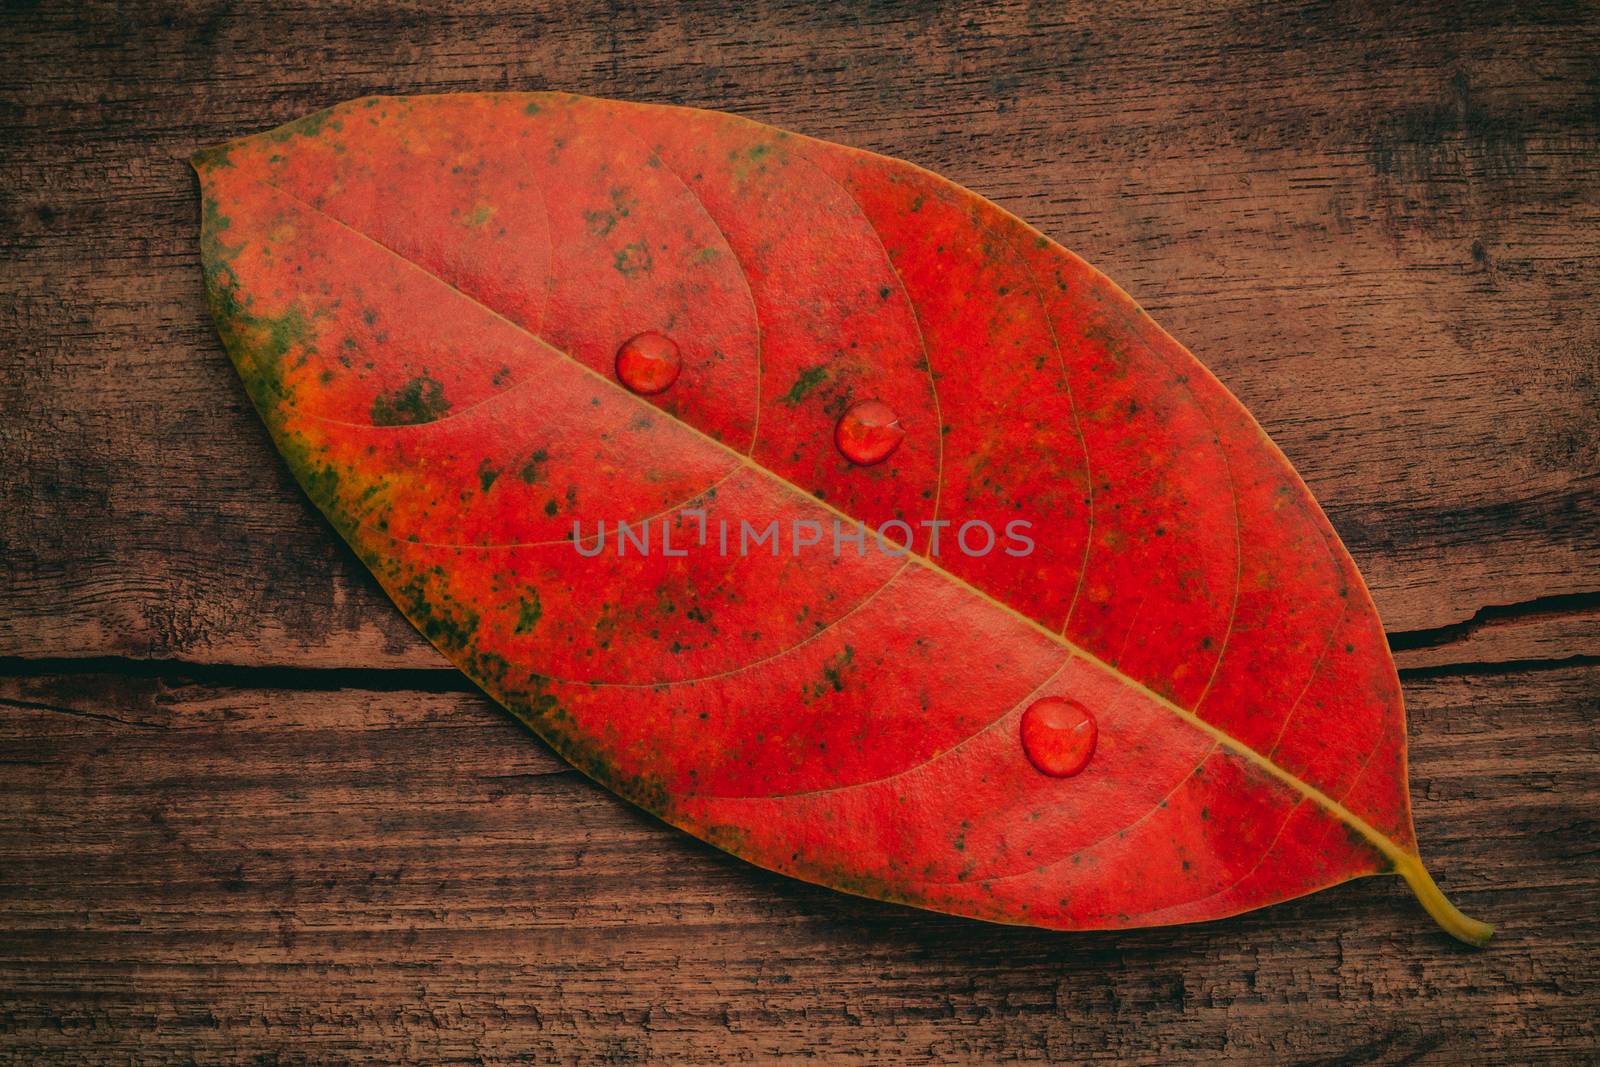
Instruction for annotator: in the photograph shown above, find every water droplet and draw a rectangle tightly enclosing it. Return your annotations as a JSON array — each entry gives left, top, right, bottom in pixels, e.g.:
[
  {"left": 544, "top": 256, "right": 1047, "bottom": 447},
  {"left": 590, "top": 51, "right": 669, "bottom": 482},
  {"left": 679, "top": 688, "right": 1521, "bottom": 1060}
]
[
  {"left": 616, "top": 331, "right": 681, "bottom": 395},
  {"left": 1020, "top": 697, "right": 1097, "bottom": 778},
  {"left": 835, "top": 400, "right": 904, "bottom": 465}
]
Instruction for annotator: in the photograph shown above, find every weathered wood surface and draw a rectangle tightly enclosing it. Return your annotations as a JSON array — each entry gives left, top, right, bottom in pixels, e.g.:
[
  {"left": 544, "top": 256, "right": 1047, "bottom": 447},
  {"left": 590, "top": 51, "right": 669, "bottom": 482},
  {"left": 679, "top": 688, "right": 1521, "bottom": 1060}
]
[
  {"left": 1, "top": 0, "right": 1597, "bottom": 1062},
  {"left": 2, "top": 1, "right": 1598, "bottom": 668},
  {"left": 0, "top": 665, "right": 1595, "bottom": 1064}
]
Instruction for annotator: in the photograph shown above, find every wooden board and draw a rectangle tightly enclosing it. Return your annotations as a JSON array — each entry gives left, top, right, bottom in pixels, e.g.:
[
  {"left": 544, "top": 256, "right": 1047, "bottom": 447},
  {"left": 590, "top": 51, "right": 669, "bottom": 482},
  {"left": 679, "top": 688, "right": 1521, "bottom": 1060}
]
[
  {"left": 3, "top": 0, "right": 1598, "bottom": 668},
  {"left": 0, "top": 664, "right": 1595, "bottom": 1064},
  {"left": 1, "top": 1, "right": 1597, "bottom": 1061}
]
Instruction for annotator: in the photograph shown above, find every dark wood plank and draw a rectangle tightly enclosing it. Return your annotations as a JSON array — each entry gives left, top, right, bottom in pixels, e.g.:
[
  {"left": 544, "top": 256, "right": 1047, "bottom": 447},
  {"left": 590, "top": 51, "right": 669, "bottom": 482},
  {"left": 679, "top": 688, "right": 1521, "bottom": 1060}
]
[
  {"left": 2, "top": 0, "right": 1597, "bottom": 668},
  {"left": 2, "top": 3, "right": 1597, "bottom": 1062},
  {"left": 0, "top": 664, "right": 1594, "bottom": 1063}
]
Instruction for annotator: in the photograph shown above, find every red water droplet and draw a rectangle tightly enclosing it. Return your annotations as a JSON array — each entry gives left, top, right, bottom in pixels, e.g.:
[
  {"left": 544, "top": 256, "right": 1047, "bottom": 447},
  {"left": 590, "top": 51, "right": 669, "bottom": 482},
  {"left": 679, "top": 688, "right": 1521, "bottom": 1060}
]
[
  {"left": 1020, "top": 697, "right": 1097, "bottom": 778},
  {"left": 616, "top": 331, "right": 681, "bottom": 395},
  {"left": 835, "top": 400, "right": 904, "bottom": 465}
]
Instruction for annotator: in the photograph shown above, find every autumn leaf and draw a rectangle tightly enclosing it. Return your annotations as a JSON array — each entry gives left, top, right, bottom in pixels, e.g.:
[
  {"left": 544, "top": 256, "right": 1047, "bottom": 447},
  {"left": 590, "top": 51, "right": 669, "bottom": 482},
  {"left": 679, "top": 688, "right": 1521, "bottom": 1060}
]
[{"left": 193, "top": 93, "right": 1490, "bottom": 944}]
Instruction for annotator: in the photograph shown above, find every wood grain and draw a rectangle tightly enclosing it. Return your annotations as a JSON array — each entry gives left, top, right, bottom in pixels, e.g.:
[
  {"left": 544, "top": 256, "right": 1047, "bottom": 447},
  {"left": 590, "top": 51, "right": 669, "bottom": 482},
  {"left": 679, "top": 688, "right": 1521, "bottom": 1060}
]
[
  {"left": 0, "top": 665, "right": 1595, "bottom": 1064},
  {"left": 2, "top": 0, "right": 1597, "bottom": 668},
  {"left": 1, "top": 0, "right": 1597, "bottom": 1061}
]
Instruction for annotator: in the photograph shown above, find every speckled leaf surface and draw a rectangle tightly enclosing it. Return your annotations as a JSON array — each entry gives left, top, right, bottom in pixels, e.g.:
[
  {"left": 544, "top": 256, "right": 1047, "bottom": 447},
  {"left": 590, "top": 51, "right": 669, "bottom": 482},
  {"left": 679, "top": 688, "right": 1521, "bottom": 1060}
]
[{"left": 193, "top": 93, "right": 1488, "bottom": 943}]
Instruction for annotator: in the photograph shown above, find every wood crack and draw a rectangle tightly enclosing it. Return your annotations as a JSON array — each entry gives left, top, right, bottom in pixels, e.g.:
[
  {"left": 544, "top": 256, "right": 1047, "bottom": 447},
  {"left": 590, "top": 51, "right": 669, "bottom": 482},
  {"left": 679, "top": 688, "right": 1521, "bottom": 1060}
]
[
  {"left": 1387, "top": 590, "right": 1600, "bottom": 653},
  {"left": 3, "top": 591, "right": 1593, "bottom": 688},
  {"left": 0, "top": 656, "right": 474, "bottom": 693}
]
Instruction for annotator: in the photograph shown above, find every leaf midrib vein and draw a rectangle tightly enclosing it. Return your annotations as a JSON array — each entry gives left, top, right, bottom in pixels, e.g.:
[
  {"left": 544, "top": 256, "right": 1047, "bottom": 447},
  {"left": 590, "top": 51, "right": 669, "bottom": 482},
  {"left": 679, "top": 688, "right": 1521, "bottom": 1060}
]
[{"left": 255, "top": 176, "right": 1414, "bottom": 876}]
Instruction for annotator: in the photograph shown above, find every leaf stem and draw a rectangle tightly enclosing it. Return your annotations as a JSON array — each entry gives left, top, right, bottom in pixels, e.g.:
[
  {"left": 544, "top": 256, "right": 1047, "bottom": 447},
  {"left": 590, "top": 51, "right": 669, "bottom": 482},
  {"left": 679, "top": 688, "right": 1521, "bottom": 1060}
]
[{"left": 1395, "top": 855, "right": 1494, "bottom": 947}]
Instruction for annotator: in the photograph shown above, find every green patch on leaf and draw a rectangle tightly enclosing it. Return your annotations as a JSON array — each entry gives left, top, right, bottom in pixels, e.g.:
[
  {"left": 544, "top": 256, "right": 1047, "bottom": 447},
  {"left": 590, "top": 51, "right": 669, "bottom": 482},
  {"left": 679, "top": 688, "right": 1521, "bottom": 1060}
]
[
  {"left": 614, "top": 241, "right": 652, "bottom": 276},
  {"left": 519, "top": 448, "right": 549, "bottom": 484},
  {"left": 513, "top": 590, "right": 543, "bottom": 634},
  {"left": 781, "top": 365, "right": 828, "bottom": 406},
  {"left": 371, "top": 373, "right": 450, "bottom": 426},
  {"left": 806, "top": 645, "right": 855, "bottom": 700}
]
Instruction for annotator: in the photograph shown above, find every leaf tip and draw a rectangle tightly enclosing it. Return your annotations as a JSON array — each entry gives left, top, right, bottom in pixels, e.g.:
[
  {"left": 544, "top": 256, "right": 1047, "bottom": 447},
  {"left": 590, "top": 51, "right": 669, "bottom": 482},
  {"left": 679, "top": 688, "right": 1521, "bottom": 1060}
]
[{"left": 189, "top": 142, "right": 232, "bottom": 175}]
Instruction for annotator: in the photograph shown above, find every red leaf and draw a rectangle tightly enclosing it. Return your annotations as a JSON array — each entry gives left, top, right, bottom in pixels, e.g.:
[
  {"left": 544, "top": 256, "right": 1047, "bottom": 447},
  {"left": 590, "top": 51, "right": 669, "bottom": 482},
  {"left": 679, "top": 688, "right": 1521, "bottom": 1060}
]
[{"left": 194, "top": 93, "right": 1490, "bottom": 943}]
